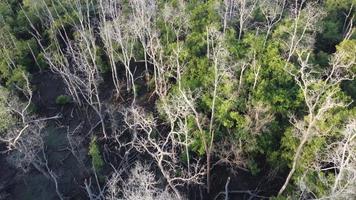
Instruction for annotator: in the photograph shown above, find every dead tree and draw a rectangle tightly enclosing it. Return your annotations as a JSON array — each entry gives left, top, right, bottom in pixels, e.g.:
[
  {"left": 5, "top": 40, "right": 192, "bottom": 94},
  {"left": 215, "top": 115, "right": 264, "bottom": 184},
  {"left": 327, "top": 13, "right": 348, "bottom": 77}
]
[
  {"left": 278, "top": 26, "right": 355, "bottom": 195},
  {"left": 221, "top": 0, "right": 237, "bottom": 33},
  {"left": 157, "top": 25, "right": 241, "bottom": 194},
  {"left": 122, "top": 105, "right": 205, "bottom": 199},
  {"left": 144, "top": 0, "right": 190, "bottom": 97},
  {"left": 246, "top": 101, "right": 274, "bottom": 135},
  {"left": 236, "top": 0, "right": 258, "bottom": 40},
  {"left": 158, "top": 92, "right": 195, "bottom": 175},
  {"left": 281, "top": 1, "right": 325, "bottom": 63},
  {"left": 259, "top": 0, "right": 286, "bottom": 46},
  {"left": 28, "top": 0, "right": 107, "bottom": 137},
  {"left": 211, "top": 101, "right": 273, "bottom": 173},
  {"left": 212, "top": 138, "right": 247, "bottom": 173},
  {"left": 106, "top": 162, "right": 179, "bottom": 200},
  {"left": 220, "top": 0, "right": 257, "bottom": 38},
  {"left": 326, "top": 120, "right": 356, "bottom": 199},
  {"left": 0, "top": 74, "right": 64, "bottom": 200},
  {"left": 277, "top": 3, "right": 328, "bottom": 193},
  {"left": 0, "top": 74, "right": 58, "bottom": 171},
  {"left": 205, "top": 26, "right": 232, "bottom": 193},
  {"left": 98, "top": 0, "right": 122, "bottom": 97},
  {"left": 129, "top": 0, "right": 157, "bottom": 78},
  {"left": 99, "top": 0, "right": 137, "bottom": 102},
  {"left": 295, "top": 119, "right": 356, "bottom": 199},
  {"left": 157, "top": 25, "right": 238, "bottom": 194}
]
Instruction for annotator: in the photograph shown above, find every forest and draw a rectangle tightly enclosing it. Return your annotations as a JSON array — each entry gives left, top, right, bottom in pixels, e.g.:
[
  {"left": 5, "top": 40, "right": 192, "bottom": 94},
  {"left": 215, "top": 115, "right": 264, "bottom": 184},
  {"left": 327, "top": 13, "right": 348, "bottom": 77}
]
[{"left": 0, "top": 0, "right": 355, "bottom": 199}]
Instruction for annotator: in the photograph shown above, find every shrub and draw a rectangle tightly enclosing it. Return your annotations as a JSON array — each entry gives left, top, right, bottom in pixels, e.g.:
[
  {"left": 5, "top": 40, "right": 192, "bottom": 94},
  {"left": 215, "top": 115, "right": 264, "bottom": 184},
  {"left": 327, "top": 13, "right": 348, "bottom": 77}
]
[
  {"left": 88, "top": 137, "right": 104, "bottom": 172},
  {"left": 55, "top": 95, "right": 71, "bottom": 105},
  {"left": 0, "top": 88, "right": 14, "bottom": 134}
]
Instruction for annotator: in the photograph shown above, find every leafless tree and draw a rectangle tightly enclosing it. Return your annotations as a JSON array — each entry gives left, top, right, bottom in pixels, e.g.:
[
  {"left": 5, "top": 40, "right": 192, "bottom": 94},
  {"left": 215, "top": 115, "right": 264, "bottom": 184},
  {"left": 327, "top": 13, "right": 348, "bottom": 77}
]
[
  {"left": 341, "top": 4, "right": 354, "bottom": 36},
  {"left": 0, "top": 74, "right": 58, "bottom": 170},
  {"left": 246, "top": 101, "right": 274, "bottom": 135},
  {"left": 278, "top": 26, "right": 355, "bottom": 195},
  {"left": 65, "top": 123, "right": 88, "bottom": 173},
  {"left": 281, "top": 1, "right": 325, "bottom": 63},
  {"left": 0, "top": 74, "right": 64, "bottom": 200},
  {"left": 324, "top": 120, "right": 356, "bottom": 199},
  {"left": 236, "top": 0, "right": 258, "bottom": 40},
  {"left": 296, "top": 119, "right": 356, "bottom": 199},
  {"left": 221, "top": 0, "right": 237, "bottom": 33},
  {"left": 155, "top": 25, "right": 244, "bottom": 194},
  {"left": 27, "top": 0, "right": 107, "bottom": 137},
  {"left": 121, "top": 105, "right": 205, "bottom": 199},
  {"left": 220, "top": 0, "right": 257, "bottom": 38},
  {"left": 158, "top": 91, "right": 195, "bottom": 176},
  {"left": 99, "top": 0, "right": 137, "bottom": 102},
  {"left": 145, "top": 0, "right": 189, "bottom": 97},
  {"left": 129, "top": 0, "right": 157, "bottom": 79},
  {"left": 106, "top": 162, "right": 179, "bottom": 200},
  {"left": 123, "top": 104, "right": 204, "bottom": 198},
  {"left": 0, "top": 25, "right": 18, "bottom": 75},
  {"left": 212, "top": 138, "right": 247, "bottom": 172},
  {"left": 210, "top": 102, "right": 273, "bottom": 176},
  {"left": 259, "top": 0, "right": 286, "bottom": 46},
  {"left": 277, "top": 6, "right": 354, "bottom": 195},
  {"left": 205, "top": 26, "right": 232, "bottom": 193}
]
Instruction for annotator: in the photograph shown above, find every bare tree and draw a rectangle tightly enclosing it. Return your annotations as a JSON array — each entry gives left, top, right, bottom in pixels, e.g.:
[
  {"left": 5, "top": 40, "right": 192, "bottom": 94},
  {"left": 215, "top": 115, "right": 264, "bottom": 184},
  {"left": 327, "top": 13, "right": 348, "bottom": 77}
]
[
  {"left": 106, "top": 162, "right": 179, "bottom": 200},
  {"left": 27, "top": 0, "right": 108, "bottom": 137},
  {"left": 324, "top": 120, "right": 356, "bottom": 199},
  {"left": 129, "top": 0, "right": 157, "bottom": 78},
  {"left": 281, "top": 1, "right": 325, "bottom": 63},
  {"left": 259, "top": 0, "right": 286, "bottom": 46},
  {"left": 0, "top": 74, "right": 57, "bottom": 170},
  {"left": 99, "top": 0, "right": 137, "bottom": 102},
  {"left": 205, "top": 26, "right": 232, "bottom": 193},
  {"left": 122, "top": 105, "right": 205, "bottom": 199},
  {"left": 156, "top": 25, "right": 241, "bottom": 194},
  {"left": 0, "top": 24, "right": 18, "bottom": 76},
  {"left": 145, "top": 0, "right": 189, "bottom": 97},
  {"left": 212, "top": 138, "right": 247, "bottom": 172},
  {"left": 220, "top": 0, "right": 257, "bottom": 38},
  {"left": 221, "top": 0, "right": 237, "bottom": 33},
  {"left": 0, "top": 73, "right": 64, "bottom": 200},
  {"left": 296, "top": 120, "right": 356, "bottom": 199},
  {"left": 246, "top": 101, "right": 274, "bottom": 135},
  {"left": 278, "top": 27, "right": 355, "bottom": 195},
  {"left": 158, "top": 91, "right": 195, "bottom": 177},
  {"left": 231, "top": 0, "right": 258, "bottom": 40}
]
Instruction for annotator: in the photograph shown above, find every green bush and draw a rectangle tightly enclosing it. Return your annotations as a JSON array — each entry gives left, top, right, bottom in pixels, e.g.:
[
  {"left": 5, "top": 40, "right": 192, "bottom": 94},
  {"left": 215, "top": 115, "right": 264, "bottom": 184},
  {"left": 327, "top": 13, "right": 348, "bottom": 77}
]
[
  {"left": 55, "top": 95, "right": 71, "bottom": 105},
  {"left": 0, "top": 88, "right": 14, "bottom": 134},
  {"left": 88, "top": 137, "right": 104, "bottom": 172}
]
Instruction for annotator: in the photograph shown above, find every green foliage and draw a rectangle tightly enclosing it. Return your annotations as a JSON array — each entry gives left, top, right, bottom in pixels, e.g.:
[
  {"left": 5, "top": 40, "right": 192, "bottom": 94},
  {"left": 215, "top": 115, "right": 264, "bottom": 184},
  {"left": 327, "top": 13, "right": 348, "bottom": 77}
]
[
  {"left": 280, "top": 105, "right": 356, "bottom": 196},
  {"left": 0, "top": 3, "right": 40, "bottom": 86},
  {"left": 325, "top": 0, "right": 354, "bottom": 10},
  {"left": 270, "top": 196, "right": 288, "bottom": 200},
  {"left": 0, "top": 88, "right": 14, "bottom": 135},
  {"left": 342, "top": 79, "right": 356, "bottom": 105},
  {"left": 253, "top": 42, "right": 303, "bottom": 114},
  {"left": 336, "top": 39, "right": 356, "bottom": 66},
  {"left": 316, "top": 0, "right": 354, "bottom": 52},
  {"left": 88, "top": 137, "right": 104, "bottom": 172},
  {"left": 55, "top": 95, "right": 71, "bottom": 105},
  {"left": 247, "top": 159, "right": 260, "bottom": 175}
]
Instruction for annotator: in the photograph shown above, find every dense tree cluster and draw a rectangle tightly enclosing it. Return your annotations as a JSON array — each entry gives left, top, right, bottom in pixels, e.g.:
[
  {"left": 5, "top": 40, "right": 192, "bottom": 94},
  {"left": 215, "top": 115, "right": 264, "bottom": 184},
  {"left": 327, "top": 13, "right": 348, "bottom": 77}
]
[{"left": 0, "top": 0, "right": 355, "bottom": 199}]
